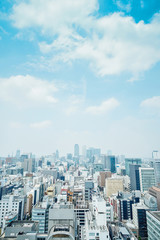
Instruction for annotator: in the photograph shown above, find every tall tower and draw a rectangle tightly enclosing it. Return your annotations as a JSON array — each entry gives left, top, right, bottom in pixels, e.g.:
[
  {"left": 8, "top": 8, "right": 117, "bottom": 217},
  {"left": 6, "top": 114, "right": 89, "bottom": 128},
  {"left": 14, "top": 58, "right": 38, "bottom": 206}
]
[{"left": 74, "top": 144, "right": 79, "bottom": 157}]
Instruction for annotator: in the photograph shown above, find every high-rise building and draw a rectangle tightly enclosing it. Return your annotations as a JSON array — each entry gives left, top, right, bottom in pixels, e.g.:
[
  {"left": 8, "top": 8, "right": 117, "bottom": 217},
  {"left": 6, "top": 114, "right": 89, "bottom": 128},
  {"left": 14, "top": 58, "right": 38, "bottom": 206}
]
[
  {"left": 151, "top": 159, "right": 160, "bottom": 185},
  {"left": 130, "top": 164, "right": 141, "bottom": 191},
  {"left": 85, "top": 180, "right": 94, "bottom": 202},
  {"left": 55, "top": 149, "right": 59, "bottom": 160},
  {"left": 147, "top": 211, "right": 160, "bottom": 240},
  {"left": 117, "top": 191, "right": 140, "bottom": 221},
  {"left": 139, "top": 168, "right": 155, "bottom": 192},
  {"left": 152, "top": 150, "right": 160, "bottom": 159},
  {"left": 74, "top": 144, "right": 79, "bottom": 157},
  {"left": 132, "top": 202, "right": 148, "bottom": 239},
  {"left": 32, "top": 201, "right": 50, "bottom": 233},
  {"left": 0, "top": 195, "right": 27, "bottom": 231},
  {"left": 104, "top": 155, "right": 116, "bottom": 173},
  {"left": 86, "top": 147, "right": 101, "bottom": 159},
  {"left": 98, "top": 171, "right": 112, "bottom": 188},
  {"left": 82, "top": 196, "right": 110, "bottom": 240},
  {"left": 16, "top": 149, "right": 20, "bottom": 159},
  {"left": 125, "top": 158, "right": 142, "bottom": 176},
  {"left": 105, "top": 178, "right": 123, "bottom": 197},
  {"left": 23, "top": 158, "right": 35, "bottom": 173}
]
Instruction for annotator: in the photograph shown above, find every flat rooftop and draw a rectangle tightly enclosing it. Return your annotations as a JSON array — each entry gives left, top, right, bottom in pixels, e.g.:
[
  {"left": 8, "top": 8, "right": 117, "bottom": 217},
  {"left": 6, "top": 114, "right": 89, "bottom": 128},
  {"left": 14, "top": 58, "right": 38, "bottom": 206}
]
[{"left": 9, "top": 221, "right": 35, "bottom": 228}]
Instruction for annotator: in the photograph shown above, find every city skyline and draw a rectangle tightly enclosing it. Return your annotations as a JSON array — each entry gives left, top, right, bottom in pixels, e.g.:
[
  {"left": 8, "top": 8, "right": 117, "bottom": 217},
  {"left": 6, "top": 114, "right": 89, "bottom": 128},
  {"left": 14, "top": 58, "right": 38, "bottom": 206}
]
[{"left": 0, "top": 0, "right": 160, "bottom": 157}]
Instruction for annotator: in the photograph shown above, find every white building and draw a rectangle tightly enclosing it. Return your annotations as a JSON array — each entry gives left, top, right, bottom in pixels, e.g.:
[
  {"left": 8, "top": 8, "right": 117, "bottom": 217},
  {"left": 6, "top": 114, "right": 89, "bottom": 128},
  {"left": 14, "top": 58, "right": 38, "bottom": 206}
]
[
  {"left": 139, "top": 167, "right": 155, "bottom": 192},
  {"left": 82, "top": 196, "right": 110, "bottom": 240},
  {"left": 106, "top": 202, "right": 113, "bottom": 222},
  {"left": 0, "top": 195, "right": 26, "bottom": 231}
]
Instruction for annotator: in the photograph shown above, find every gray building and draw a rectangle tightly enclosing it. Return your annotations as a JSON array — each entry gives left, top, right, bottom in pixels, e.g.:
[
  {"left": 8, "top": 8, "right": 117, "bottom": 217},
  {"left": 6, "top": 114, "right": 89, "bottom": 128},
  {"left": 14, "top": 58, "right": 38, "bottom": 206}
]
[
  {"left": 48, "top": 203, "right": 76, "bottom": 240},
  {"left": 125, "top": 158, "right": 142, "bottom": 176},
  {"left": 103, "top": 155, "right": 116, "bottom": 173},
  {"left": 2, "top": 221, "right": 38, "bottom": 240},
  {"left": 23, "top": 158, "right": 35, "bottom": 173},
  {"left": 85, "top": 180, "right": 94, "bottom": 202},
  {"left": 32, "top": 202, "right": 50, "bottom": 233}
]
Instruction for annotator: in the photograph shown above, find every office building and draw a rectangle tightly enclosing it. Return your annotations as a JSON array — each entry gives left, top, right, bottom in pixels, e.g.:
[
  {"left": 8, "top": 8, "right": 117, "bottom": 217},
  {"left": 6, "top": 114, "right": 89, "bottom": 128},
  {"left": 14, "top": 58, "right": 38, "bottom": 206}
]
[
  {"left": 48, "top": 203, "right": 76, "bottom": 240},
  {"left": 32, "top": 201, "right": 50, "bottom": 233},
  {"left": 86, "top": 148, "right": 101, "bottom": 159},
  {"left": 152, "top": 150, "right": 160, "bottom": 159},
  {"left": 23, "top": 158, "right": 35, "bottom": 173},
  {"left": 151, "top": 159, "right": 160, "bottom": 185},
  {"left": 93, "top": 163, "right": 104, "bottom": 173},
  {"left": 0, "top": 195, "right": 27, "bottom": 231},
  {"left": 82, "top": 197, "right": 110, "bottom": 240},
  {"left": 98, "top": 171, "right": 111, "bottom": 188},
  {"left": 105, "top": 178, "right": 123, "bottom": 197},
  {"left": 130, "top": 164, "right": 141, "bottom": 191},
  {"left": 139, "top": 167, "right": 155, "bottom": 192},
  {"left": 103, "top": 155, "right": 116, "bottom": 173},
  {"left": 106, "top": 201, "right": 113, "bottom": 222},
  {"left": 2, "top": 221, "right": 38, "bottom": 240},
  {"left": 117, "top": 191, "right": 140, "bottom": 221},
  {"left": 125, "top": 158, "right": 142, "bottom": 176},
  {"left": 85, "top": 180, "right": 94, "bottom": 202},
  {"left": 132, "top": 202, "right": 148, "bottom": 239},
  {"left": 74, "top": 144, "right": 79, "bottom": 157}
]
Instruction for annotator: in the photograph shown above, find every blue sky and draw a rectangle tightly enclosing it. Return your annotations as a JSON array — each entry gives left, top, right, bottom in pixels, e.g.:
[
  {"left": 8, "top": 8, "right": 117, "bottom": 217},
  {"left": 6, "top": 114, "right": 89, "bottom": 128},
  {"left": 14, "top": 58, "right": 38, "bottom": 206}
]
[{"left": 0, "top": 0, "right": 160, "bottom": 157}]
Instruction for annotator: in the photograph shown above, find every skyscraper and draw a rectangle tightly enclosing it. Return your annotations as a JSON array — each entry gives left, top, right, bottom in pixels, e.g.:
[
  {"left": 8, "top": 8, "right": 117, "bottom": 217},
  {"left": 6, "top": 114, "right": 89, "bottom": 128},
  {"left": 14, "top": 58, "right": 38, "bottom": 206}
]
[
  {"left": 125, "top": 158, "right": 142, "bottom": 175},
  {"left": 139, "top": 168, "right": 156, "bottom": 192},
  {"left": 104, "top": 155, "right": 116, "bottom": 173},
  {"left": 74, "top": 144, "right": 79, "bottom": 157},
  {"left": 130, "top": 164, "right": 141, "bottom": 191},
  {"left": 151, "top": 159, "right": 160, "bottom": 185}
]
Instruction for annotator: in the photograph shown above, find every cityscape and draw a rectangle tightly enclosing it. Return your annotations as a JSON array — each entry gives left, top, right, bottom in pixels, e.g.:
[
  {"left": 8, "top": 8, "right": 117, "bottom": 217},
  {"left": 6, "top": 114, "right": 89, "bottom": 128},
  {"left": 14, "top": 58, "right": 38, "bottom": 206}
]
[
  {"left": 1, "top": 0, "right": 160, "bottom": 239},
  {"left": 0, "top": 147, "right": 160, "bottom": 239}
]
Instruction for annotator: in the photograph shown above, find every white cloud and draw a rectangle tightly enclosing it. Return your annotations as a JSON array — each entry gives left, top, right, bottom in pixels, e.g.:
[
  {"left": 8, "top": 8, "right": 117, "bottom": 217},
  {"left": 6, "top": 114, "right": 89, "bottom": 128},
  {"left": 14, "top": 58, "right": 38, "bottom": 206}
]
[
  {"left": 11, "top": 0, "right": 98, "bottom": 34},
  {"left": 0, "top": 75, "right": 58, "bottom": 107},
  {"left": 114, "top": 0, "right": 131, "bottom": 12},
  {"left": 30, "top": 120, "right": 52, "bottom": 129},
  {"left": 141, "top": 96, "right": 160, "bottom": 109},
  {"left": 10, "top": 0, "right": 160, "bottom": 79},
  {"left": 85, "top": 98, "right": 120, "bottom": 115}
]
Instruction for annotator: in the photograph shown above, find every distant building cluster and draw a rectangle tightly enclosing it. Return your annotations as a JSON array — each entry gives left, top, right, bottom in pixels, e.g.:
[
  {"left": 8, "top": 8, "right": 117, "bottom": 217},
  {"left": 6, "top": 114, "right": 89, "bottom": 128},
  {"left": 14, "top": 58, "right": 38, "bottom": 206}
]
[{"left": 0, "top": 146, "right": 160, "bottom": 239}]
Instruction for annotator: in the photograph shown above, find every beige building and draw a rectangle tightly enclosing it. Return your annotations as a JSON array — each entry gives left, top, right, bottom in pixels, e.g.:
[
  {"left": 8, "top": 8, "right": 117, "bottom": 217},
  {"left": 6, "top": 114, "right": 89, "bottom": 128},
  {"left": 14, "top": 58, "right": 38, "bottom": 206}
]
[
  {"left": 105, "top": 178, "right": 123, "bottom": 197},
  {"left": 26, "top": 194, "right": 33, "bottom": 216},
  {"left": 98, "top": 171, "right": 112, "bottom": 188},
  {"left": 46, "top": 185, "right": 55, "bottom": 197}
]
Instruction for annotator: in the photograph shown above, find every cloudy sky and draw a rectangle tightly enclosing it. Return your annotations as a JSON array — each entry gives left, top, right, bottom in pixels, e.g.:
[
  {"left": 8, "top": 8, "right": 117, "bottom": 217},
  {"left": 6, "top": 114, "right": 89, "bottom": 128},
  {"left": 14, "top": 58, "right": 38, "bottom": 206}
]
[{"left": 0, "top": 0, "right": 160, "bottom": 157}]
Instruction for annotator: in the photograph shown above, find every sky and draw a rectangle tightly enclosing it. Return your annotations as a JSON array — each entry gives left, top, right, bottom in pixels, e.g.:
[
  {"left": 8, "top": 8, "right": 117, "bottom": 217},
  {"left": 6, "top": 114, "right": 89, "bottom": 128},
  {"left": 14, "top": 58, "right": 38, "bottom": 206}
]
[{"left": 0, "top": 0, "right": 160, "bottom": 158}]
